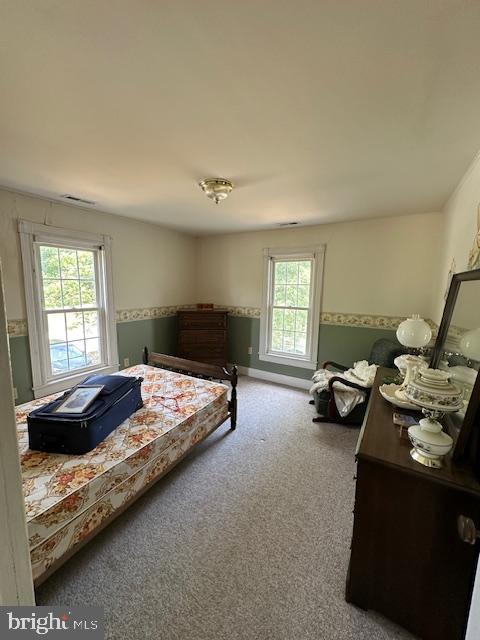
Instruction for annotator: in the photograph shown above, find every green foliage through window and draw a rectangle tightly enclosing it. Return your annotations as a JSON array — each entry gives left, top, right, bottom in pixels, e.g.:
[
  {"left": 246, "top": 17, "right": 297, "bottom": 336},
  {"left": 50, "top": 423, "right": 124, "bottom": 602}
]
[
  {"left": 269, "top": 258, "right": 312, "bottom": 356},
  {"left": 39, "top": 245, "right": 101, "bottom": 376}
]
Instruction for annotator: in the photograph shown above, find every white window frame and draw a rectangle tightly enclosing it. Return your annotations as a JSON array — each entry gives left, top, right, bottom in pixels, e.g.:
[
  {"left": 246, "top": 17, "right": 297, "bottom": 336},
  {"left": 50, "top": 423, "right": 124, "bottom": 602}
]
[
  {"left": 259, "top": 245, "right": 325, "bottom": 370},
  {"left": 19, "top": 220, "right": 119, "bottom": 398}
]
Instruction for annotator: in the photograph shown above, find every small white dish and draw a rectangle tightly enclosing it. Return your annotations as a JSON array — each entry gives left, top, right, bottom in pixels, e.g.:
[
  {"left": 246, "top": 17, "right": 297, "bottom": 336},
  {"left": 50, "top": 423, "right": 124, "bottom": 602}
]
[{"left": 379, "top": 384, "right": 419, "bottom": 410}]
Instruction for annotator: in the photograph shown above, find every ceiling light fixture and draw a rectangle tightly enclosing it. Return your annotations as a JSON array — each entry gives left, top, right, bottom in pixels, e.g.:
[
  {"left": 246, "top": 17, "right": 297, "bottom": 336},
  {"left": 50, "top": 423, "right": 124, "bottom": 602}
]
[{"left": 199, "top": 178, "right": 234, "bottom": 204}]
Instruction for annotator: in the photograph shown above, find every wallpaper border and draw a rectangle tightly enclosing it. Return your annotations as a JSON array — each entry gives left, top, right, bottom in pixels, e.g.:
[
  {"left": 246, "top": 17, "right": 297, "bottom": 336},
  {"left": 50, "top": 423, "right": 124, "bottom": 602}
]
[
  {"left": 219, "top": 306, "right": 437, "bottom": 331},
  {"left": 7, "top": 319, "right": 28, "bottom": 337},
  {"left": 116, "top": 305, "right": 195, "bottom": 323},
  {"left": 7, "top": 307, "right": 437, "bottom": 337}
]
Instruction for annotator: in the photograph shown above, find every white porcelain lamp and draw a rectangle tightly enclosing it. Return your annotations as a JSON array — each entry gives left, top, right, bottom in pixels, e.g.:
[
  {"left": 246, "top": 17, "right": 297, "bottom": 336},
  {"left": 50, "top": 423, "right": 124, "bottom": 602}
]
[
  {"left": 460, "top": 327, "right": 480, "bottom": 362},
  {"left": 395, "top": 316, "right": 432, "bottom": 403},
  {"left": 396, "top": 315, "right": 432, "bottom": 349}
]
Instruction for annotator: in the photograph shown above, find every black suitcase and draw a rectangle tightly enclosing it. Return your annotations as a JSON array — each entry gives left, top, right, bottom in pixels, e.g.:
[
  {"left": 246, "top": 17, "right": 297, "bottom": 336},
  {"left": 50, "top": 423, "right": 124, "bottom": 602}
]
[{"left": 27, "top": 374, "right": 143, "bottom": 455}]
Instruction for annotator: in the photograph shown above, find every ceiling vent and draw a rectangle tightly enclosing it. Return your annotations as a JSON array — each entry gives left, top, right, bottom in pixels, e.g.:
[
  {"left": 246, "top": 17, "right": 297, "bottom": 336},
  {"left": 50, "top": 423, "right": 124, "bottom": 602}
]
[
  {"left": 278, "top": 222, "right": 299, "bottom": 227},
  {"left": 61, "top": 194, "right": 96, "bottom": 206}
]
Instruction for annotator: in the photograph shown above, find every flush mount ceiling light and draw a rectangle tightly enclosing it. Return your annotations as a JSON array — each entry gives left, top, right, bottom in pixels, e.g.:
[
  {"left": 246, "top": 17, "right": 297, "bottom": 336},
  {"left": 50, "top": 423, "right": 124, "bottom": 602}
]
[{"left": 198, "top": 178, "right": 234, "bottom": 204}]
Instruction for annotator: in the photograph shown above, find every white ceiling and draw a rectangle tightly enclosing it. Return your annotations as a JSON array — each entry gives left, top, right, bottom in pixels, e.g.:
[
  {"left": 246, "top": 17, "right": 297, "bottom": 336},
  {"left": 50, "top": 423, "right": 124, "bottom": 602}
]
[{"left": 1, "top": 1, "right": 480, "bottom": 234}]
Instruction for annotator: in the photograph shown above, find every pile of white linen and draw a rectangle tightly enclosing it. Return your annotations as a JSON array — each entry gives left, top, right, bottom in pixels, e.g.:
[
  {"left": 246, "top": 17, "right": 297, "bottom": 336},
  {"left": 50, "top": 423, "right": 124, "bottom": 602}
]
[{"left": 310, "top": 360, "right": 378, "bottom": 418}]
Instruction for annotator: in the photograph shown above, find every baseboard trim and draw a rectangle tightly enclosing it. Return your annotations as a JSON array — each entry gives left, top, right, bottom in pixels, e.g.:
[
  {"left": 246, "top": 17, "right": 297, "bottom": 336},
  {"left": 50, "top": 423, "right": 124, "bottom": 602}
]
[{"left": 232, "top": 364, "right": 311, "bottom": 390}]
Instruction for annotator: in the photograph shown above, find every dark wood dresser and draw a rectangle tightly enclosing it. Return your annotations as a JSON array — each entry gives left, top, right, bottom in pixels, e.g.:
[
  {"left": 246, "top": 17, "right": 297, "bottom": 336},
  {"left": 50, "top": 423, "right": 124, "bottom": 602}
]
[
  {"left": 177, "top": 309, "right": 228, "bottom": 366},
  {"left": 346, "top": 367, "right": 480, "bottom": 640}
]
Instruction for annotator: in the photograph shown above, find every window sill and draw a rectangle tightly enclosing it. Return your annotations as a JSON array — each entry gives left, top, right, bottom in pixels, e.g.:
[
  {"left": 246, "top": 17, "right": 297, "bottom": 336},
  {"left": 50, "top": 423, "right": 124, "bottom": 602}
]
[
  {"left": 33, "top": 364, "right": 120, "bottom": 399},
  {"left": 258, "top": 353, "right": 317, "bottom": 370}
]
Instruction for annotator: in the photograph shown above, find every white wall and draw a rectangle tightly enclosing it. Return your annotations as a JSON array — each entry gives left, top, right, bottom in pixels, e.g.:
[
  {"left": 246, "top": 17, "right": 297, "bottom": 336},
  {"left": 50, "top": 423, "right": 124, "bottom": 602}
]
[
  {"left": 434, "top": 152, "right": 480, "bottom": 323},
  {"left": 0, "top": 260, "right": 34, "bottom": 604},
  {"left": 0, "top": 189, "right": 196, "bottom": 320},
  {"left": 196, "top": 211, "right": 444, "bottom": 320}
]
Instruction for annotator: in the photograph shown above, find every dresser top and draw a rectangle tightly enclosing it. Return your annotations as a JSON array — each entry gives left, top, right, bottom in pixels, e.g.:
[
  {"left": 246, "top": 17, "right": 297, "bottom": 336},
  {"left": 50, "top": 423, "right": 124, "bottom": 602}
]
[
  {"left": 177, "top": 308, "right": 229, "bottom": 313},
  {"left": 358, "top": 367, "right": 480, "bottom": 495}
]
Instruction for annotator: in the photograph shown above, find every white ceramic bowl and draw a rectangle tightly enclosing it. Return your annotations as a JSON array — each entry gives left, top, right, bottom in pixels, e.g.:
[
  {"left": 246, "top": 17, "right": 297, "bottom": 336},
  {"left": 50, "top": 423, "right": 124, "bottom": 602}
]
[{"left": 379, "top": 384, "right": 418, "bottom": 410}]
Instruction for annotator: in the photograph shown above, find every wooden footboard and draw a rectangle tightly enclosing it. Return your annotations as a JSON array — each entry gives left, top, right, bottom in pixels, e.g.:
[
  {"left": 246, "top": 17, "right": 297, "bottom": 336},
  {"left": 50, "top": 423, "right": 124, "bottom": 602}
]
[{"left": 142, "top": 348, "right": 238, "bottom": 429}]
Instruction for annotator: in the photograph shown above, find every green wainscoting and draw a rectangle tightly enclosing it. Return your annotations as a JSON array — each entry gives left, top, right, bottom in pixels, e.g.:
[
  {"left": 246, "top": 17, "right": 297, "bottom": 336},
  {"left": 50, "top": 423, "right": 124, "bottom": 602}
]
[
  {"left": 9, "top": 335, "right": 33, "bottom": 404},
  {"left": 116, "top": 315, "right": 177, "bottom": 369},
  {"left": 227, "top": 316, "right": 398, "bottom": 379},
  {"left": 9, "top": 316, "right": 178, "bottom": 405},
  {"left": 9, "top": 314, "right": 399, "bottom": 404}
]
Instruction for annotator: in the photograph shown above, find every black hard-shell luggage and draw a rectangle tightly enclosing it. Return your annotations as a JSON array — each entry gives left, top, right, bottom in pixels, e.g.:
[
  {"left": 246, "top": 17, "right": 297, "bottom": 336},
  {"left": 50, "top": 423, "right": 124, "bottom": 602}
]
[{"left": 27, "top": 374, "right": 143, "bottom": 455}]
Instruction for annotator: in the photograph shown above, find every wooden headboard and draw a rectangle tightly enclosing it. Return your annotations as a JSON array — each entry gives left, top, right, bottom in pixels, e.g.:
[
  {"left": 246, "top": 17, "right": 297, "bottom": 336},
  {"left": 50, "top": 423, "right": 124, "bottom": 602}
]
[{"left": 142, "top": 347, "right": 238, "bottom": 430}]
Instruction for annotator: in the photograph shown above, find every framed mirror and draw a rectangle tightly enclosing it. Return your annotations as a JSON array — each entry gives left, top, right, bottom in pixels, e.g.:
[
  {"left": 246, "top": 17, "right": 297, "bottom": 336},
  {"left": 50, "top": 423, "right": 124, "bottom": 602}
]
[{"left": 431, "top": 268, "right": 480, "bottom": 462}]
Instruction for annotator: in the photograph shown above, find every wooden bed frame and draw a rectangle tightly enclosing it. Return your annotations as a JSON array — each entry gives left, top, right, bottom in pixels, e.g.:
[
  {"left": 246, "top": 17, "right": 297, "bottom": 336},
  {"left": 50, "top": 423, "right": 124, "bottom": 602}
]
[
  {"left": 142, "top": 348, "right": 238, "bottom": 429},
  {"left": 34, "top": 352, "right": 238, "bottom": 587}
]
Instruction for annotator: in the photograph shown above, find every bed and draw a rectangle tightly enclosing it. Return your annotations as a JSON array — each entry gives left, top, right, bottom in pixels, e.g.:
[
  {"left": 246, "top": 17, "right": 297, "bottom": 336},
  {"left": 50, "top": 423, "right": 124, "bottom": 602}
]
[{"left": 16, "top": 351, "right": 237, "bottom": 585}]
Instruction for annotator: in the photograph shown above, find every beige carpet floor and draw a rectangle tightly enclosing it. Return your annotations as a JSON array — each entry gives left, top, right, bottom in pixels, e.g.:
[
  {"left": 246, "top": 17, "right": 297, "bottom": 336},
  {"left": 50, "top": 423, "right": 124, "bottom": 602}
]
[{"left": 36, "top": 376, "right": 416, "bottom": 640}]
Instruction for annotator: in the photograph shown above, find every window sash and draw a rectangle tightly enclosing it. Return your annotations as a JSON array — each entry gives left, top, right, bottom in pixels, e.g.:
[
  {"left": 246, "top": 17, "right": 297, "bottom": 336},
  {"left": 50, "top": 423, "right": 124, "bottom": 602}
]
[
  {"left": 42, "top": 308, "right": 105, "bottom": 381},
  {"left": 34, "top": 242, "right": 108, "bottom": 381},
  {"left": 267, "top": 257, "right": 314, "bottom": 359}
]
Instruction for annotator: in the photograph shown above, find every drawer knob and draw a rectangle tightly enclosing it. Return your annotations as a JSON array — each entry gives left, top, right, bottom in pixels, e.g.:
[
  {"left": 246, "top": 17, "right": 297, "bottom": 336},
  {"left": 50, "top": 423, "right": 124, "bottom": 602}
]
[{"left": 457, "top": 515, "right": 480, "bottom": 545}]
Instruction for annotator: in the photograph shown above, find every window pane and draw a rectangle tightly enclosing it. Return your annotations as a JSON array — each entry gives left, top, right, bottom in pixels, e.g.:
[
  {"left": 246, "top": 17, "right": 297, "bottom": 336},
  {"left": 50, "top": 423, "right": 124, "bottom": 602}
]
[
  {"left": 50, "top": 342, "right": 69, "bottom": 374},
  {"left": 295, "top": 333, "right": 307, "bottom": 355},
  {"left": 297, "top": 284, "right": 310, "bottom": 307},
  {"left": 274, "top": 285, "right": 286, "bottom": 305},
  {"left": 80, "top": 280, "right": 96, "bottom": 307},
  {"left": 43, "top": 280, "right": 63, "bottom": 309},
  {"left": 296, "top": 309, "right": 308, "bottom": 333},
  {"left": 272, "top": 330, "right": 283, "bottom": 351},
  {"left": 40, "top": 246, "right": 60, "bottom": 279},
  {"left": 286, "top": 262, "right": 298, "bottom": 284},
  {"left": 62, "top": 280, "right": 81, "bottom": 307},
  {"left": 274, "top": 262, "right": 286, "bottom": 284},
  {"left": 84, "top": 310, "right": 99, "bottom": 338},
  {"left": 77, "top": 250, "right": 95, "bottom": 279},
  {"left": 47, "top": 313, "right": 66, "bottom": 343},
  {"left": 66, "top": 312, "right": 84, "bottom": 342},
  {"left": 272, "top": 308, "right": 284, "bottom": 331},
  {"left": 68, "top": 340, "right": 87, "bottom": 369},
  {"left": 59, "top": 249, "right": 79, "bottom": 278},
  {"left": 285, "top": 285, "right": 297, "bottom": 307},
  {"left": 283, "top": 331, "right": 295, "bottom": 353},
  {"left": 298, "top": 261, "right": 311, "bottom": 284},
  {"left": 85, "top": 337, "right": 101, "bottom": 365},
  {"left": 31, "top": 237, "right": 110, "bottom": 382},
  {"left": 284, "top": 309, "right": 295, "bottom": 331}
]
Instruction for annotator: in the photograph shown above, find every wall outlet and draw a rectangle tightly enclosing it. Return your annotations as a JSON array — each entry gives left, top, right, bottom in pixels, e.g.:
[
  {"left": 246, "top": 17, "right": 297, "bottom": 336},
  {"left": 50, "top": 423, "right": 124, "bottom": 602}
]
[
  {"left": 13, "top": 387, "right": 18, "bottom": 400},
  {"left": 247, "top": 346, "right": 253, "bottom": 355},
  {"left": 123, "top": 357, "right": 130, "bottom": 368}
]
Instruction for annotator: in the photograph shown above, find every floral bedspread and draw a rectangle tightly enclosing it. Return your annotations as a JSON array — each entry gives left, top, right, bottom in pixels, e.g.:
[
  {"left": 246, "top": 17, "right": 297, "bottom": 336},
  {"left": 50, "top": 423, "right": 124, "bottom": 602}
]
[{"left": 16, "top": 364, "right": 228, "bottom": 553}]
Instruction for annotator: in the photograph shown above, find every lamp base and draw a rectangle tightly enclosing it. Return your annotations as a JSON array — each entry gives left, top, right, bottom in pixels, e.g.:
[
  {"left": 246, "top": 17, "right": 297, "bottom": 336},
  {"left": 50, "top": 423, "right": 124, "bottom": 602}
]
[{"left": 410, "top": 447, "right": 443, "bottom": 469}]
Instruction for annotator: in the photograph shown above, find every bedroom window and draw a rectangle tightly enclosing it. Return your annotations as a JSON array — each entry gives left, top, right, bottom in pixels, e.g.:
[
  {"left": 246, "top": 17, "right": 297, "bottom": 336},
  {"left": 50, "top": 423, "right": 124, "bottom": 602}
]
[
  {"left": 19, "top": 221, "right": 119, "bottom": 398},
  {"left": 259, "top": 246, "right": 325, "bottom": 370}
]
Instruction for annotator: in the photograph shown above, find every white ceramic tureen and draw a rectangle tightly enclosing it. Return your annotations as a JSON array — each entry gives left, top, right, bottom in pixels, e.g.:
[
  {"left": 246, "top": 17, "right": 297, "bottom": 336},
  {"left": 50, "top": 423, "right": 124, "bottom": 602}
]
[{"left": 404, "top": 369, "right": 463, "bottom": 468}]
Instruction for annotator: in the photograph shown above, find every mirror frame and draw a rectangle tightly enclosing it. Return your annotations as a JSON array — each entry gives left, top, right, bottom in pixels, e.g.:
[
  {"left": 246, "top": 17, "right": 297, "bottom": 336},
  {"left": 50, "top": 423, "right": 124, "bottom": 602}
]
[{"left": 431, "top": 268, "right": 480, "bottom": 462}]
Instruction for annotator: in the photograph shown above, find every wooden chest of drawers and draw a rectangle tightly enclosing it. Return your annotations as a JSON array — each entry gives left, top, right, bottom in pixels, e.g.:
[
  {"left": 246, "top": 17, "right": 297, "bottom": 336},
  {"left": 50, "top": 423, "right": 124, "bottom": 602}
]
[
  {"left": 346, "top": 367, "right": 480, "bottom": 640},
  {"left": 177, "top": 310, "right": 228, "bottom": 366}
]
